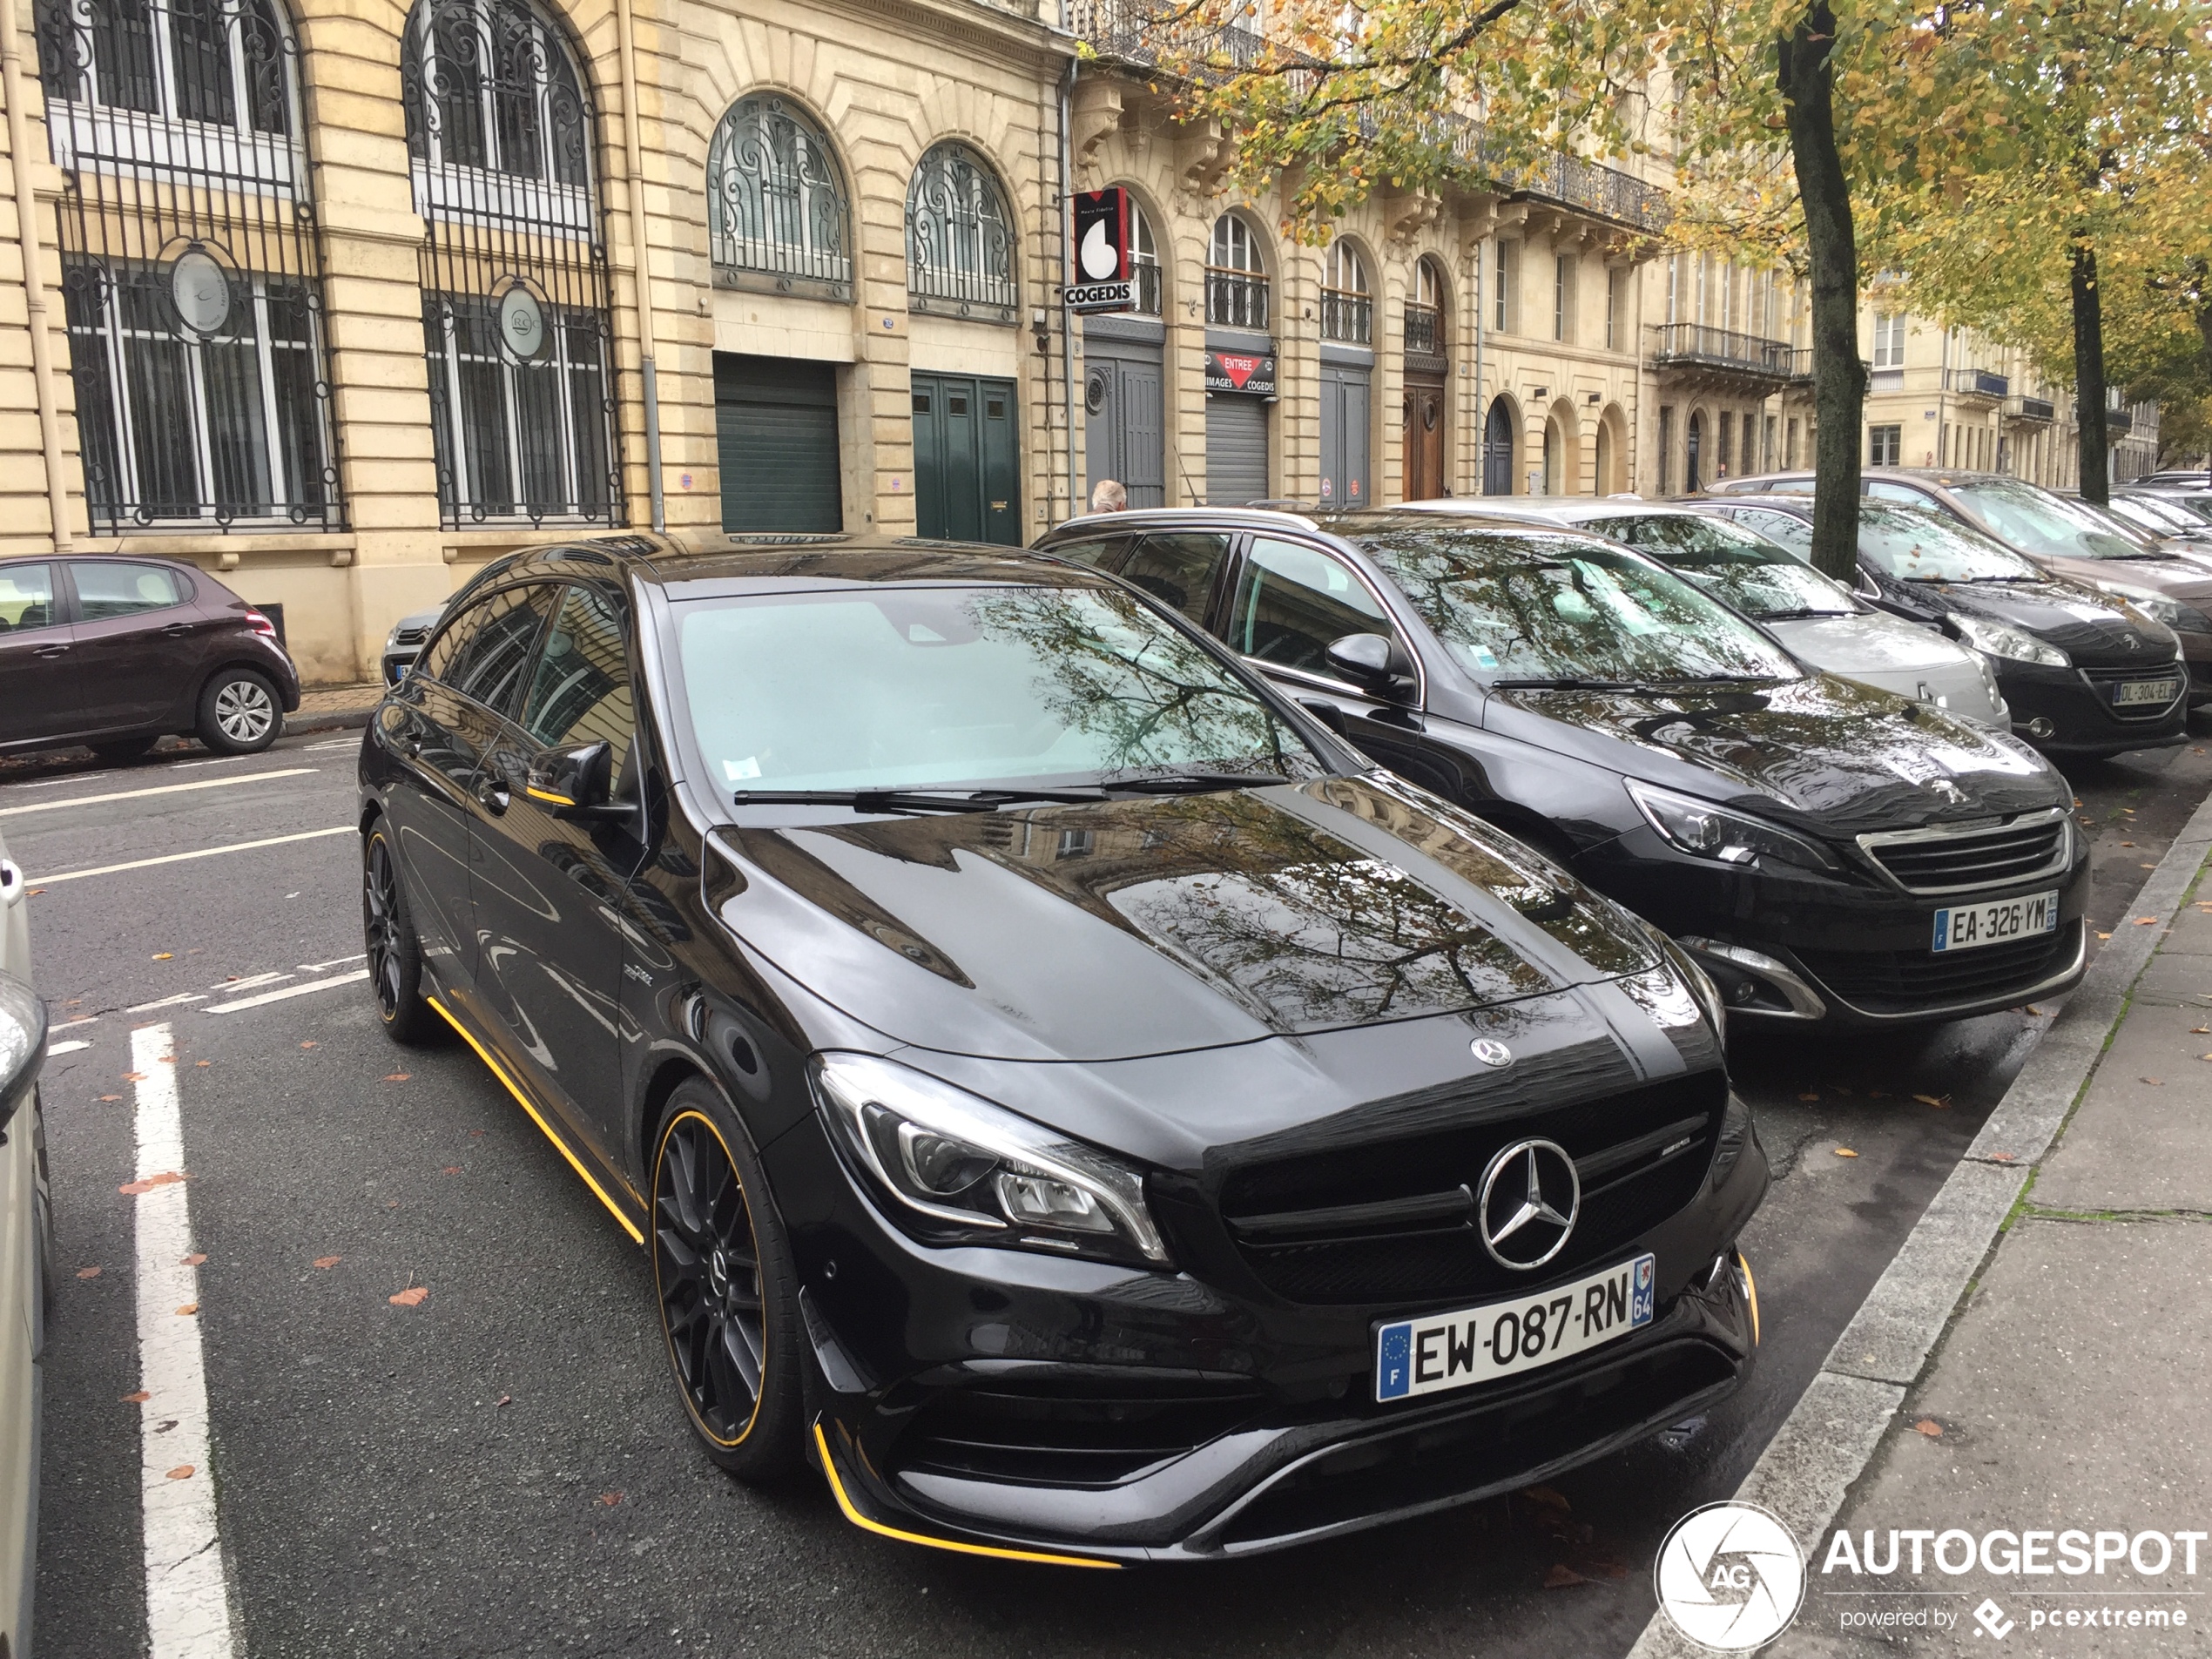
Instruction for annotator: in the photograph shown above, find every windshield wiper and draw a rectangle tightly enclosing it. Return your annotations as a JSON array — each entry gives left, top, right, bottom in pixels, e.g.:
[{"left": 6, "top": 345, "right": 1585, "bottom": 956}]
[
  {"left": 1754, "top": 608, "right": 1852, "bottom": 621},
  {"left": 1095, "top": 771, "right": 1295, "bottom": 794},
  {"left": 731, "top": 787, "right": 1103, "bottom": 814},
  {"left": 1491, "top": 676, "right": 1643, "bottom": 691}
]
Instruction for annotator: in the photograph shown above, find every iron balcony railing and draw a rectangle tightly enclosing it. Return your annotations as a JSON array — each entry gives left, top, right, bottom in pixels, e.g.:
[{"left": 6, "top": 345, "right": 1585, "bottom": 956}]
[
  {"left": 1206, "top": 266, "right": 1269, "bottom": 330},
  {"left": 1403, "top": 301, "right": 1443, "bottom": 357},
  {"left": 2005, "top": 393, "right": 2055, "bottom": 423},
  {"left": 1319, "top": 287, "right": 1371, "bottom": 345},
  {"left": 1944, "top": 367, "right": 2009, "bottom": 399},
  {"left": 1648, "top": 322, "right": 1797, "bottom": 381},
  {"left": 1064, "top": 0, "right": 1669, "bottom": 235}
]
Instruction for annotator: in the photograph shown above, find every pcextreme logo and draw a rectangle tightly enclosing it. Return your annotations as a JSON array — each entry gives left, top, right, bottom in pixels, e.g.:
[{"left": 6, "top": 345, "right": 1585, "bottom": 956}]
[{"left": 1655, "top": 1501, "right": 1808, "bottom": 1651}]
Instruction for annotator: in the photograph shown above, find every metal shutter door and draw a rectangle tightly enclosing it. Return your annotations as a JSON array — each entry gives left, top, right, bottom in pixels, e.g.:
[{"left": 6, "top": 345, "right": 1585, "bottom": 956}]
[
  {"left": 717, "top": 355, "right": 841, "bottom": 533},
  {"left": 1206, "top": 394, "right": 1268, "bottom": 506}
]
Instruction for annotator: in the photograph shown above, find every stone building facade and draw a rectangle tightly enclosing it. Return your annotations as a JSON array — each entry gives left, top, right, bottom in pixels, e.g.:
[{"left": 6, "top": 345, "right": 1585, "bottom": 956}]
[{"left": 0, "top": 0, "right": 2163, "bottom": 689}]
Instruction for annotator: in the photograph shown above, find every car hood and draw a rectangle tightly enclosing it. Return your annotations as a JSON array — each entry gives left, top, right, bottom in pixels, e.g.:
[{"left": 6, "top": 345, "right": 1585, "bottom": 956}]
[
  {"left": 1902, "top": 577, "right": 2174, "bottom": 668},
  {"left": 705, "top": 776, "right": 1662, "bottom": 1062},
  {"left": 1766, "top": 611, "right": 1974, "bottom": 678},
  {"left": 1482, "top": 672, "right": 2062, "bottom": 837},
  {"left": 2031, "top": 552, "right": 2212, "bottom": 601}
]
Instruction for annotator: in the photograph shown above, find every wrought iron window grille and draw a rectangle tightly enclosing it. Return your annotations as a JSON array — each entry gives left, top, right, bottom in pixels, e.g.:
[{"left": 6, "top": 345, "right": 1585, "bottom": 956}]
[
  {"left": 709, "top": 95, "right": 852, "bottom": 300},
  {"left": 906, "top": 141, "right": 1016, "bottom": 322}
]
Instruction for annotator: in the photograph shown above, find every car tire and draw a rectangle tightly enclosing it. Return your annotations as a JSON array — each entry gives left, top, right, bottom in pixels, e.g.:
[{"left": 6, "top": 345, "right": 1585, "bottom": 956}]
[
  {"left": 651, "top": 1078, "right": 804, "bottom": 1482},
  {"left": 90, "top": 736, "right": 158, "bottom": 765},
  {"left": 361, "top": 826, "right": 437, "bottom": 1045},
  {"left": 196, "top": 667, "right": 282, "bottom": 754}
]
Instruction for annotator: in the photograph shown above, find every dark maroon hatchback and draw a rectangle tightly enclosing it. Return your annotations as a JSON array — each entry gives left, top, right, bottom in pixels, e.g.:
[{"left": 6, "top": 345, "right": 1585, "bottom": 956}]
[{"left": 0, "top": 555, "right": 300, "bottom": 759}]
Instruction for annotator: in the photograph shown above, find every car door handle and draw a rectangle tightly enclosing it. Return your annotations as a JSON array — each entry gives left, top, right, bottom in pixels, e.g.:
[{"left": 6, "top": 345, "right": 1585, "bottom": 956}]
[
  {"left": 161, "top": 622, "right": 193, "bottom": 637},
  {"left": 31, "top": 644, "right": 68, "bottom": 658},
  {"left": 475, "top": 778, "right": 510, "bottom": 815}
]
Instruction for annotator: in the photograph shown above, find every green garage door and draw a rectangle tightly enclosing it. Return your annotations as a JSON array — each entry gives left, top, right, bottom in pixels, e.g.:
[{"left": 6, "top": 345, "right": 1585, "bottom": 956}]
[{"left": 716, "top": 354, "right": 842, "bottom": 533}]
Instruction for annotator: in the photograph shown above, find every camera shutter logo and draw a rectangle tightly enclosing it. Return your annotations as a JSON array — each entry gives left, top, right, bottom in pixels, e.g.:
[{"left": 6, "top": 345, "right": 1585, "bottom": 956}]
[{"left": 1654, "top": 1501, "right": 1807, "bottom": 1650}]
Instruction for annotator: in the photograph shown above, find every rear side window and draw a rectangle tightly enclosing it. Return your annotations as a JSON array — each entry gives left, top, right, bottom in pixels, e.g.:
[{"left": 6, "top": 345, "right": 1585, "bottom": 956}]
[
  {"left": 72, "top": 560, "right": 185, "bottom": 618},
  {"left": 421, "top": 584, "right": 560, "bottom": 714},
  {"left": 1228, "top": 536, "right": 1397, "bottom": 677},
  {"left": 0, "top": 563, "right": 57, "bottom": 631},
  {"left": 1118, "top": 533, "right": 1231, "bottom": 624}
]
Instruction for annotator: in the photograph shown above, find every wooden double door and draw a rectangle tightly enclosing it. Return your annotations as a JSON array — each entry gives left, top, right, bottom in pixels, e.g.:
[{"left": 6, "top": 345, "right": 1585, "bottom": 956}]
[{"left": 1403, "top": 370, "right": 1447, "bottom": 501}]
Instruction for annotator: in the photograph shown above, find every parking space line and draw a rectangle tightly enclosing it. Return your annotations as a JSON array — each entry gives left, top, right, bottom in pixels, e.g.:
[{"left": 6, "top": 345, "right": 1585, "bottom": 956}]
[
  {"left": 203, "top": 969, "right": 367, "bottom": 1014},
  {"left": 0, "top": 767, "right": 315, "bottom": 819},
  {"left": 296, "top": 952, "right": 366, "bottom": 973},
  {"left": 48, "top": 1039, "right": 89, "bottom": 1055},
  {"left": 28, "top": 826, "right": 352, "bottom": 886},
  {"left": 127, "top": 994, "right": 208, "bottom": 1014},
  {"left": 130, "top": 1022, "right": 239, "bottom": 1658}
]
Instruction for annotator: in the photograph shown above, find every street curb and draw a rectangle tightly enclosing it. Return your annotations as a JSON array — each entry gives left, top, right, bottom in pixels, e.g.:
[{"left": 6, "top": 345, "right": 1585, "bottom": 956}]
[
  {"left": 287, "top": 706, "right": 374, "bottom": 734},
  {"left": 1624, "top": 787, "right": 2212, "bottom": 1659}
]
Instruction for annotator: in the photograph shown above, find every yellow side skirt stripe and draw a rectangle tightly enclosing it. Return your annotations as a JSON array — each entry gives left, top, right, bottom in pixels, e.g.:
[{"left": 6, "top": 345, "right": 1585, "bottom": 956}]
[
  {"left": 812, "top": 1422, "right": 1121, "bottom": 1569},
  {"left": 1738, "top": 1251, "right": 1761, "bottom": 1346},
  {"left": 428, "top": 995, "right": 645, "bottom": 1245}
]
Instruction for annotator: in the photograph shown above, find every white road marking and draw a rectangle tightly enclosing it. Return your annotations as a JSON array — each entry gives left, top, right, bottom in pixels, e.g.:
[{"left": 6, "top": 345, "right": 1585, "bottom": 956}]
[
  {"left": 207, "top": 972, "right": 289, "bottom": 994},
  {"left": 130, "top": 1022, "right": 239, "bottom": 1658},
  {"left": 28, "top": 826, "right": 352, "bottom": 886},
  {"left": 47, "top": 1038, "right": 90, "bottom": 1055},
  {"left": 296, "top": 952, "right": 366, "bottom": 973},
  {"left": 203, "top": 969, "right": 367, "bottom": 1014},
  {"left": 305, "top": 738, "right": 359, "bottom": 751},
  {"left": 0, "top": 767, "right": 316, "bottom": 819},
  {"left": 127, "top": 993, "right": 208, "bottom": 1014}
]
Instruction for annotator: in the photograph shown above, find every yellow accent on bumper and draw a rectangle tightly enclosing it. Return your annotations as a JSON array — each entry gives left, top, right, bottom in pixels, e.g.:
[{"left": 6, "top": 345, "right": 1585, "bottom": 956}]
[
  {"left": 427, "top": 995, "right": 644, "bottom": 1244},
  {"left": 812, "top": 1422, "right": 1121, "bottom": 1568}
]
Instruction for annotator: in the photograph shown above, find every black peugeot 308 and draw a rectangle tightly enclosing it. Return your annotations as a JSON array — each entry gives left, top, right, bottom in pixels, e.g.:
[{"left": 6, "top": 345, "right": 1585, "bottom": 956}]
[{"left": 358, "top": 535, "right": 1764, "bottom": 1565}]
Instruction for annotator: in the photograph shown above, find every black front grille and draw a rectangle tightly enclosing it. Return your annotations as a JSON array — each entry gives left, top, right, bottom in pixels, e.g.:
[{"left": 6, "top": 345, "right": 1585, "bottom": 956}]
[
  {"left": 892, "top": 1379, "right": 1268, "bottom": 1488},
  {"left": 1796, "top": 921, "right": 2078, "bottom": 1013},
  {"left": 1217, "top": 1077, "right": 1725, "bottom": 1306},
  {"left": 2080, "top": 661, "right": 2185, "bottom": 720},
  {"left": 391, "top": 626, "right": 430, "bottom": 647},
  {"left": 1859, "top": 814, "right": 2066, "bottom": 894}
]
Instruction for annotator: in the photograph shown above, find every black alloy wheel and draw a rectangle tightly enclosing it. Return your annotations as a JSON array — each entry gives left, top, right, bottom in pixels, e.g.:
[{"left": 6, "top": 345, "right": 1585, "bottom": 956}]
[
  {"left": 651, "top": 1081, "right": 801, "bottom": 1480},
  {"left": 361, "top": 826, "right": 435, "bottom": 1043}
]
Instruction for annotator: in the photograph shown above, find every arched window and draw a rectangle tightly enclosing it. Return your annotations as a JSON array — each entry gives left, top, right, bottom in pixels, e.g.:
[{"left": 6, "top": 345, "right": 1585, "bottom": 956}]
[
  {"left": 1206, "top": 214, "right": 1267, "bottom": 330},
  {"left": 1320, "top": 240, "right": 1369, "bottom": 344},
  {"left": 709, "top": 96, "right": 851, "bottom": 299},
  {"left": 37, "top": 0, "right": 340, "bottom": 529},
  {"left": 1406, "top": 255, "right": 1447, "bottom": 359},
  {"left": 1483, "top": 397, "right": 1514, "bottom": 496},
  {"left": 404, "top": 0, "right": 618, "bottom": 526},
  {"left": 906, "top": 142, "right": 1015, "bottom": 320}
]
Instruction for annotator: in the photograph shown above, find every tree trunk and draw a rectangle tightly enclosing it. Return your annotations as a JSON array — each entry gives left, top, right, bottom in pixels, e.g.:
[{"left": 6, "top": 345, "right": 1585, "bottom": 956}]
[
  {"left": 2071, "top": 243, "right": 2109, "bottom": 504},
  {"left": 1778, "top": 0, "right": 1865, "bottom": 584}
]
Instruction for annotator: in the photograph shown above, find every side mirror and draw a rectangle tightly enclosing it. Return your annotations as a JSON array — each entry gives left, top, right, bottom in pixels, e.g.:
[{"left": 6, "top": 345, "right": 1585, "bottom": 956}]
[
  {"left": 0, "top": 972, "right": 44, "bottom": 1143},
  {"left": 1324, "top": 632, "right": 1417, "bottom": 702},
  {"left": 525, "top": 741, "right": 629, "bottom": 822}
]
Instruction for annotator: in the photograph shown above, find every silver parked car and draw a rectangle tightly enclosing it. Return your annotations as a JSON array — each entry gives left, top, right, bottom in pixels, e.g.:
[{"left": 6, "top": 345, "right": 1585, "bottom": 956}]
[
  {"left": 0, "top": 827, "right": 49, "bottom": 1656},
  {"left": 1393, "top": 498, "right": 2010, "bottom": 727}
]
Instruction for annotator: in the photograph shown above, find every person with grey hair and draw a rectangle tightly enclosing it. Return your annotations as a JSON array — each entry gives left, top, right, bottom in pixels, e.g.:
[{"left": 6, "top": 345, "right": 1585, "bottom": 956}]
[{"left": 1089, "top": 479, "right": 1128, "bottom": 513}]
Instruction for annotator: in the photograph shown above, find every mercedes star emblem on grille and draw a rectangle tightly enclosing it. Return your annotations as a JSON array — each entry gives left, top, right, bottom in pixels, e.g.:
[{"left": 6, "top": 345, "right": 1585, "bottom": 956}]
[
  {"left": 1476, "top": 1138, "right": 1581, "bottom": 1270},
  {"left": 1470, "top": 1038, "right": 1514, "bottom": 1068}
]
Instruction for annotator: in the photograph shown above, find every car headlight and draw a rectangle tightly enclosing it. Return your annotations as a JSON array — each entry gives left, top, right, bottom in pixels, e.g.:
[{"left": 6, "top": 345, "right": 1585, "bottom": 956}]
[
  {"left": 2087, "top": 581, "right": 2204, "bottom": 640},
  {"left": 1625, "top": 780, "right": 1842, "bottom": 873},
  {"left": 0, "top": 972, "right": 44, "bottom": 1137},
  {"left": 1624, "top": 916, "right": 1727, "bottom": 1039},
  {"left": 1949, "top": 611, "right": 2070, "bottom": 668},
  {"left": 812, "top": 1051, "right": 1168, "bottom": 1267}
]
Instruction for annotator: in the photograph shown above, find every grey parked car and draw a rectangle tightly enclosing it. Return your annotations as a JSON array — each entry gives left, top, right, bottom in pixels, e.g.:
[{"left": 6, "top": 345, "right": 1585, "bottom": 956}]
[{"left": 0, "top": 826, "right": 50, "bottom": 1656}]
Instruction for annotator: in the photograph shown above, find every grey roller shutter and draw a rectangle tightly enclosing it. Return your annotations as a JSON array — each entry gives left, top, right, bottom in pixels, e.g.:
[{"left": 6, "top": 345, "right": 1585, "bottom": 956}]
[
  {"left": 716, "top": 354, "right": 842, "bottom": 533},
  {"left": 1205, "top": 394, "right": 1268, "bottom": 506}
]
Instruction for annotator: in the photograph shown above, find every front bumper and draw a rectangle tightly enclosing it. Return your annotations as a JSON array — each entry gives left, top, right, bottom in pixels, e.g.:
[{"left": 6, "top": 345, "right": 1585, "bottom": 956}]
[
  {"left": 772, "top": 1110, "right": 1765, "bottom": 1562},
  {"left": 1997, "top": 657, "right": 2188, "bottom": 754},
  {"left": 1581, "top": 823, "right": 2091, "bottom": 1026}
]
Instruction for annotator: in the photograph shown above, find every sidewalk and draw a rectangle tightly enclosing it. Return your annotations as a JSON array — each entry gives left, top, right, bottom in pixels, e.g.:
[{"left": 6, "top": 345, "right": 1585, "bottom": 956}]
[
  {"left": 290, "top": 681, "right": 383, "bottom": 730},
  {"left": 1784, "top": 876, "right": 2212, "bottom": 1654}
]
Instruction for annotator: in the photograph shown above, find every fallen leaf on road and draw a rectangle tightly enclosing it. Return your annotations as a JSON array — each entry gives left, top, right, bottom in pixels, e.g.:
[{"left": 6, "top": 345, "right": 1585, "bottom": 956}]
[
  {"left": 195, "top": 1060, "right": 210, "bottom": 1068},
  {"left": 183, "top": 1252, "right": 206, "bottom": 1266},
  {"left": 496, "top": 1394, "right": 512, "bottom": 1408},
  {"left": 1990, "top": 1152, "right": 2019, "bottom": 1163},
  {"left": 1869, "top": 1089, "right": 1890, "bottom": 1099},
  {"left": 1914, "top": 1420, "right": 1943, "bottom": 1439},
  {"left": 121, "top": 1391, "right": 149, "bottom": 1403},
  {"left": 98, "top": 1095, "right": 120, "bottom": 1103},
  {"left": 469, "top": 1129, "right": 486, "bottom": 1138},
  {"left": 24, "top": 888, "right": 41, "bottom": 897},
  {"left": 1797, "top": 1091, "right": 1819, "bottom": 1101},
  {"left": 442, "top": 1165, "right": 462, "bottom": 1175},
  {"left": 1542, "top": 1565, "right": 1588, "bottom": 1589},
  {"left": 152, "top": 953, "right": 172, "bottom": 961},
  {"left": 299, "top": 1040, "right": 317, "bottom": 1049},
  {"left": 2121, "top": 841, "right": 2136, "bottom": 847},
  {"left": 121, "top": 1071, "right": 145, "bottom": 1082},
  {"left": 2135, "top": 916, "right": 2158, "bottom": 926},
  {"left": 597, "top": 1491, "right": 623, "bottom": 1507},
  {"left": 389, "top": 1285, "right": 428, "bottom": 1306},
  {"left": 2142, "top": 863, "right": 2157, "bottom": 871},
  {"left": 165, "top": 1466, "right": 192, "bottom": 1480},
  {"left": 1913, "top": 1094, "right": 1950, "bottom": 1109},
  {"left": 313, "top": 1256, "right": 342, "bottom": 1269},
  {"left": 118, "top": 1171, "right": 185, "bottom": 1195},
  {"left": 2025, "top": 1006, "right": 2043, "bottom": 1016},
  {"left": 76, "top": 1266, "right": 101, "bottom": 1279},
  {"left": 2098, "top": 932, "right": 2114, "bottom": 940},
  {"left": 174, "top": 1303, "right": 196, "bottom": 1316},
  {"left": 2142, "top": 1077, "right": 2163, "bottom": 1086},
  {"left": 1834, "top": 1147, "right": 1860, "bottom": 1157},
  {"left": 384, "top": 1199, "right": 400, "bottom": 1210},
  {"left": 157, "top": 1055, "right": 174, "bottom": 1065},
  {"left": 382, "top": 1074, "right": 411, "bottom": 1082}
]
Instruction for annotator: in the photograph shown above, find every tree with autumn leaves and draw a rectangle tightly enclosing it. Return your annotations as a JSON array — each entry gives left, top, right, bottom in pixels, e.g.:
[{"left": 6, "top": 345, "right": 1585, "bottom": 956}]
[{"left": 1145, "top": 0, "right": 2212, "bottom": 575}]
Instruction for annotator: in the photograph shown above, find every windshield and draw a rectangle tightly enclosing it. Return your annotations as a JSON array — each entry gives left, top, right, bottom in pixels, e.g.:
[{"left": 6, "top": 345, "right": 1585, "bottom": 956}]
[
  {"left": 1948, "top": 479, "right": 2155, "bottom": 560},
  {"left": 1857, "top": 504, "right": 2045, "bottom": 583},
  {"left": 1608, "top": 513, "right": 1855, "bottom": 619},
  {"left": 675, "top": 583, "right": 1328, "bottom": 794},
  {"left": 1355, "top": 528, "right": 1802, "bottom": 684},
  {"left": 2112, "top": 496, "right": 2198, "bottom": 536}
]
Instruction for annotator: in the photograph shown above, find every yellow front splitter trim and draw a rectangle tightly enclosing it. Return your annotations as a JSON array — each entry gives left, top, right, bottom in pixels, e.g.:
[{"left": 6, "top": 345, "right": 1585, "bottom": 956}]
[
  {"left": 813, "top": 1421, "right": 1121, "bottom": 1569},
  {"left": 1737, "top": 1250, "right": 1760, "bottom": 1346},
  {"left": 428, "top": 995, "right": 644, "bottom": 1245}
]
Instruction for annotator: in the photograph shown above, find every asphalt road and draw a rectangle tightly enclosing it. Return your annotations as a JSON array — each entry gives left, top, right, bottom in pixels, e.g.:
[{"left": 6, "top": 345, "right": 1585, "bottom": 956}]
[{"left": 17, "top": 725, "right": 2212, "bottom": 1659}]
